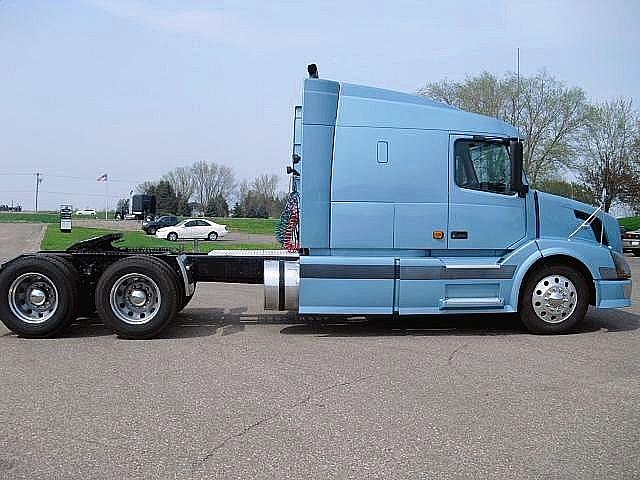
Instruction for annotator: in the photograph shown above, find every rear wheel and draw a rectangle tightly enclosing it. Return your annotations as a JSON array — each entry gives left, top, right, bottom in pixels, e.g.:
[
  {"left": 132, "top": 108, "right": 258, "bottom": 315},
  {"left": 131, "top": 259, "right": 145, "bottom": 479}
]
[
  {"left": 95, "top": 257, "right": 179, "bottom": 339},
  {"left": 519, "top": 265, "right": 589, "bottom": 334},
  {"left": 633, "top": 249, "right": 640, "bottom": 257},
  {"left": 41, "top": 255, "right": 83, "bottom": 320},
  {"left": 0, "top": 256, "right": 78, "bottom": 337}
]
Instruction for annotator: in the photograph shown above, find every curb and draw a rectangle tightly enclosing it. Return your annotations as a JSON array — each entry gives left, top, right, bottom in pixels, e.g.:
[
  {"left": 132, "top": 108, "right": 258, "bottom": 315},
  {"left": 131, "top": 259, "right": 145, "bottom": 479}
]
[{"left": 34, "top": 223, "right": 47, "bottom": 251}]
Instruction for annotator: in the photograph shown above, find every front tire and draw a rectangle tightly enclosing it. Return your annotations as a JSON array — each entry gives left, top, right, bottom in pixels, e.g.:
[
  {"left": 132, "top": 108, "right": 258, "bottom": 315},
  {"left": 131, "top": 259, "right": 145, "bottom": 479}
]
[
  {"left": 95, "top": 256, "right": 179, "bottom": 339},
  {"left": 167, "top": 232, "right": 178, "bottom": 241},
  {"left": 208, "top": 231, "right": 218, "bottom": 241},
  {"left": 147, "top": 227, "right": 156, "bottom": 235},
  {"left": 0, "top": 256, "right": 78, "bottom": 337},
  {"left": 519, "top": 265, "right": 589, "bottom": 334}
]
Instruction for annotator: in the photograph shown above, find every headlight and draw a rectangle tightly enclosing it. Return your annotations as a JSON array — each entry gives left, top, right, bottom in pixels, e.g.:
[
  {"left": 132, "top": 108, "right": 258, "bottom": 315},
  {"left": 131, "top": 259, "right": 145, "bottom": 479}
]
[{"left": 610, "top": 250, "right": 631, "bottom": 279}]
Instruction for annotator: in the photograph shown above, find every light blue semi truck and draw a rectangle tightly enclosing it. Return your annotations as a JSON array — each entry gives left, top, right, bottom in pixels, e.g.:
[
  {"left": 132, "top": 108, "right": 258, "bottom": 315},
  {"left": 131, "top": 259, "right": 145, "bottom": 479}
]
[
  {"left": 277, "top": 66, "right": 632, "bottom": 334},
  {"left": 0, "top": 66, "right": 632, "bottom": 338}
]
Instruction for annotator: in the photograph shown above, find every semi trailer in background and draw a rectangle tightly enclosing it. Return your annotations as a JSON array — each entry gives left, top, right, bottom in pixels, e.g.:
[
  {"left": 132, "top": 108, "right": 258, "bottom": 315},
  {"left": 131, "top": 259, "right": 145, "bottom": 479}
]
[
  {"left": 0, "top": 66, "right": 632, "bottom": 339},
  {"left": 131, "top": 194, "right": 156, "bottom": 220}
]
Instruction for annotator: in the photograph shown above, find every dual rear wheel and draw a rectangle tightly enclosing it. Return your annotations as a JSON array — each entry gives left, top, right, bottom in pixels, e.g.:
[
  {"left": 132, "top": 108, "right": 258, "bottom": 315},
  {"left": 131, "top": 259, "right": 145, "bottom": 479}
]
[
  {"left": 0, "top": 255, "right": 193, "bottom": 339},
  {"left": 95, "top": 256, "right": 180, "bottom": 339},
  {"left": 0, "top": 255, "right": 79, "bottom": 338}
]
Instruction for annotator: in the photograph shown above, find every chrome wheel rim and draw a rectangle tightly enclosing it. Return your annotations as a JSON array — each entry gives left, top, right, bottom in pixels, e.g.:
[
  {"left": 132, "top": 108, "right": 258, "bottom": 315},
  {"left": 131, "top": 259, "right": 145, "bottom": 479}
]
[
  {"left": 109, "top": 273, "right": 161, "bottom": 325},
  {"left": 8, "top": 272, "right": 59, "bottom": 324},
  {"left": 532, "top": 274, "right": 577, "bottom": 324}
]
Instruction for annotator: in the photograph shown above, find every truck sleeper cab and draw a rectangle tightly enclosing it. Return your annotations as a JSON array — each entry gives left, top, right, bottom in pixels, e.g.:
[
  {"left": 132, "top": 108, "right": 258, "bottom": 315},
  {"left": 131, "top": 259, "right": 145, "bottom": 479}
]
[{"left": 293, "top": 71, "right": 631, "bottom": 333}]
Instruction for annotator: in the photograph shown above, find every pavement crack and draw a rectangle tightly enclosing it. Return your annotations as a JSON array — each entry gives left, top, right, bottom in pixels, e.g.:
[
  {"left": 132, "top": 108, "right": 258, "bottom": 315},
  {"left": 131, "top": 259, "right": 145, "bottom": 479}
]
[
  {"left": 292, "top": 374, "right": 374, "bottom": 409},
  {"left": 448, "top": 342, "right": 468, "bottom": 366},
  {"left": 195, "top": 374, "right": 374, "bottom": 468}
]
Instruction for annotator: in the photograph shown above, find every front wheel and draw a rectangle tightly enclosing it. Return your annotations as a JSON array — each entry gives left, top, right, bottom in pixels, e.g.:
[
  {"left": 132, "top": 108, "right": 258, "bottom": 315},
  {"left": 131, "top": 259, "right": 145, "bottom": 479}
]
[
  {"left": 147, "top": 227, "right": 156, "bottom": 235},
  {"left": 207, "top": 231, "right": 218, "bottom": 241},
  {"left": 519, "top": 265, "right": 589, "bottom": 334},
  {"left": 167, "top": 232, "right": 178, "bottom": 241}
]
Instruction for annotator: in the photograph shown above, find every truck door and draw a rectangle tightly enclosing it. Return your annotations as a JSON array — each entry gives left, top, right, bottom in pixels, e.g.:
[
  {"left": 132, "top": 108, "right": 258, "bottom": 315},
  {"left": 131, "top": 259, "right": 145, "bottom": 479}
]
[{"left": 448, "top": 135, "right": 526, "bottom": 249}]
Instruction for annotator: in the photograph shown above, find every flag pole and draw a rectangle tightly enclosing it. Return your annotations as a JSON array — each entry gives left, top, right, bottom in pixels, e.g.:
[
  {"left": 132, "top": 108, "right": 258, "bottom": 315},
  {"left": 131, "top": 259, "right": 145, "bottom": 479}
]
[{"left": 105, "top": 175, "right": 108, "bottom": 220}]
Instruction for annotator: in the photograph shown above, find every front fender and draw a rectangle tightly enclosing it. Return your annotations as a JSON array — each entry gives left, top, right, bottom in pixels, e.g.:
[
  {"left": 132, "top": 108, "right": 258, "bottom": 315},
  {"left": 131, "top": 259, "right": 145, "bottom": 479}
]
[
  {"left": 535, "top": 238, "right": 614, "bottom": 280},
  {"left": 503, "top": 238, "right": 615, "bottom": 310}
]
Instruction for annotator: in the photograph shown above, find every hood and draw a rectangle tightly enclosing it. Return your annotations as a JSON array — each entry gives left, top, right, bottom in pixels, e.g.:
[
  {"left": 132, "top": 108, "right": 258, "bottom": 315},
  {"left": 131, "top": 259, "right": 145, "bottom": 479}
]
[{"left": 536, "top": 191, "right": 622, "bottom": 252}]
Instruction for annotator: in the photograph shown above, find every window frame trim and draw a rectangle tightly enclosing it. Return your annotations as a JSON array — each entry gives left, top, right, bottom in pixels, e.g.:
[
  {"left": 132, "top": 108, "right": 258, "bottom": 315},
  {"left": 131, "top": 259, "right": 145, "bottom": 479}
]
[{"left": 453, "top": 138, "right": 517, "bottom": 196}]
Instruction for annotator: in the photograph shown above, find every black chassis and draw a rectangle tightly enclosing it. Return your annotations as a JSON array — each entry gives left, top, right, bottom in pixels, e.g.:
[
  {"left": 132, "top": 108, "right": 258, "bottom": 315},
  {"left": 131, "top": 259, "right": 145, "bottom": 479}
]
[{"left": 0, "top": 233, "right": 293, "bottom": 315}]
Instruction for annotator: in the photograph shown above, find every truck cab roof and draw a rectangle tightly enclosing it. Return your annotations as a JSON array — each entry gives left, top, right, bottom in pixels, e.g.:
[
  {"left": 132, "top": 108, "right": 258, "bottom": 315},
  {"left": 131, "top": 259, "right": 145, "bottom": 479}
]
[{"left": 305, "top": 78, "right": 520, "bottom": 138}]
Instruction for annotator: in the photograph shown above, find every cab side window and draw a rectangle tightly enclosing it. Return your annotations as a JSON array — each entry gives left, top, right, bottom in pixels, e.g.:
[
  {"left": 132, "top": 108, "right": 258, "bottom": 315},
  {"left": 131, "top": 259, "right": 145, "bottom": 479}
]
[{"left": 454, "top": 139, "right": 512, "bottom": 194}]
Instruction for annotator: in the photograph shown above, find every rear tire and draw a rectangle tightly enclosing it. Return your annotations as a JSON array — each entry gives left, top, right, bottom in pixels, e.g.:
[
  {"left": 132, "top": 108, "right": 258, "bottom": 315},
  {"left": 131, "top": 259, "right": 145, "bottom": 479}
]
[
  {"left": 95, "top": 256, "right": 179, "bottom": 339},
  {"left": 519, "top": 264, "right": 589, "bottom": 334},
  {"left": 0, "top": 256, "right": 78, "bottom": 337},
  {"left": 41, "top": 254, "right": 83, "bottom": 320},
  {"left": 633, "top": 249, "right": 640, "bottom": 257}
]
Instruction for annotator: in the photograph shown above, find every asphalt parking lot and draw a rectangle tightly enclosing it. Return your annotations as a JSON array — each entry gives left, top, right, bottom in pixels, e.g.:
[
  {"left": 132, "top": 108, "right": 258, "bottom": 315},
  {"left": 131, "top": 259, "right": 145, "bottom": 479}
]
[{"left": 0, "top": 224, "right": 638, "bottom": 479}]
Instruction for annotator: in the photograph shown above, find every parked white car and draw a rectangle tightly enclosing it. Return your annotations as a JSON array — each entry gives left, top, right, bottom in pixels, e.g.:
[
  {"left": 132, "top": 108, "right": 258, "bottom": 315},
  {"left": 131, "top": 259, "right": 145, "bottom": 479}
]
[
  {"left": 75, "top": 209, "right": 96, "bottom": 216},
  {"left": 156, "top": 218, "right": 228, "bottom": 241},
  {"left": 622, "top": 228, "right": 640, "bottom": 256}
]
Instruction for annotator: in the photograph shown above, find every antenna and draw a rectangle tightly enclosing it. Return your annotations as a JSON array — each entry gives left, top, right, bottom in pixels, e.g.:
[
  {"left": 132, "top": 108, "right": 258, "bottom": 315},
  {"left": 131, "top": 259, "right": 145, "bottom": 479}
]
[{"left": 516, "top": 47, "right": 520, "bottom": 125}]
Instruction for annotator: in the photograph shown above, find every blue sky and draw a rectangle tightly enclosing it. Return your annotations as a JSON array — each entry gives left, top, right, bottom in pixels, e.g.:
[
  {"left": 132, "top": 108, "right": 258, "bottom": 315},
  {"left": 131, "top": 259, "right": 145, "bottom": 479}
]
[{"left": 1, "top": 0, "right": 639, "bottom": 210}]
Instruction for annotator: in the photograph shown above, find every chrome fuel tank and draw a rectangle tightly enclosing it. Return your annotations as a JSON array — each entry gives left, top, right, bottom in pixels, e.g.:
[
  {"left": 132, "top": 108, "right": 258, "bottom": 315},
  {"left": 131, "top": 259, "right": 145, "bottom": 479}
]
[{"left": 264, "top": 260, "right": 299, "bottom": 311}]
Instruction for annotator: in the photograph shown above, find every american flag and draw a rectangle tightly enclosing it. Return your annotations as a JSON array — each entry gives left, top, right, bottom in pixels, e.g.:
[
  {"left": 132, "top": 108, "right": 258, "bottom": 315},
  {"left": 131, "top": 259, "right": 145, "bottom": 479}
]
[{"left": 96, "top": 173, "right": 108, "bottom": 182}]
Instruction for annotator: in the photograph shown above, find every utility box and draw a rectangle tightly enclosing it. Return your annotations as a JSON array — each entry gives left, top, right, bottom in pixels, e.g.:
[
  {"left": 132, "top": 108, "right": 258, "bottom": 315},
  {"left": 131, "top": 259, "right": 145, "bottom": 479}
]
[{"left": 59, "top": 204, "right": 72, "bottom": 232}]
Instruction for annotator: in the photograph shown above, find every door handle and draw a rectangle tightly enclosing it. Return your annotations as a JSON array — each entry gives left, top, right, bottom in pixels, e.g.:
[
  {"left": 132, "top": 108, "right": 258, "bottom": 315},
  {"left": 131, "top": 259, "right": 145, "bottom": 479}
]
[{"left": 451, "top": 231, "right": 468, "bottom": 239}]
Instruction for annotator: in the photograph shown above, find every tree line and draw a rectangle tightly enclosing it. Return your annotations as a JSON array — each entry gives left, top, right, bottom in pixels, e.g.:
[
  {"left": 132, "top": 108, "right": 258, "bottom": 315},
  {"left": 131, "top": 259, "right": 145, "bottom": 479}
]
[
  {"left": 132, "top": 161, "right": 285, "bottom": 218},
  {"left": 419, "top": 71, "right": 640, "bottom": 213},
  {"left": 122, "top": 70, "right": 639, "bottom": 218}
]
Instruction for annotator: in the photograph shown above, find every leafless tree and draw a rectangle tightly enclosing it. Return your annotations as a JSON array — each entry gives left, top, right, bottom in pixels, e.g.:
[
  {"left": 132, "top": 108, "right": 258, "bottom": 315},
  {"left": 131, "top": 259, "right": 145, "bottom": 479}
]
[
  {"left": 190, "top": 161, "right": 236, "bottom": 210},
  {"left": 577, "top": 99, "right": 639, "bottom": 212},
  {"left": 419, "top": 71, "right": 587, "bottom": 185},
  {"left": 163, "top": 166, "right": 194, "bottom": 202},
  {"left": 252, "top": 174, "right": 279, "bottom": 199},
  {"left": 136, "top": 181, "right": 157, "bottom": 194}
]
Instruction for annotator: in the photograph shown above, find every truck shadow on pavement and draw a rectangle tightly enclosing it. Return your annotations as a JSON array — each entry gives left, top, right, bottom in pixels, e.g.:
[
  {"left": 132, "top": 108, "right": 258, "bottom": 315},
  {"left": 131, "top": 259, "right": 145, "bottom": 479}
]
[
  {"left": 280, "top": 308, "right": 640, "bottom": 338},
  {"left": 50, "top": 306, "right": 639, "bottom": 340},
  {"left": 59, "top": 307, "right": 300, "bottom": 339}
]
